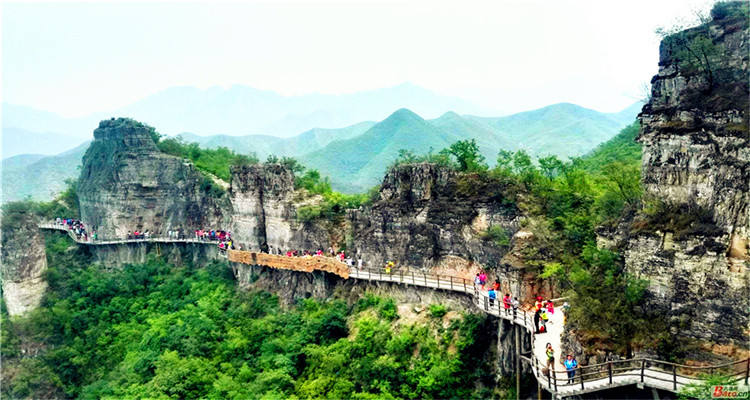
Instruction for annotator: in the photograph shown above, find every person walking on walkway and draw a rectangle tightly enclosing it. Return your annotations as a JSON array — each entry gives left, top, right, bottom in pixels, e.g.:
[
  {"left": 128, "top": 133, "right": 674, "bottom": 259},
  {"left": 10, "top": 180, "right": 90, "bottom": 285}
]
[
  {"left": 502, "top": 293, "right": 512, "bottom": 315},
  {"left": 534, "top": 307, "right": 541, "bottom": 333},
  {"left": 545, "top": 343, "right": 555, "bottom": 373},
  {"left": 488, "top": 288, "right": 497, "bottom": 307},
  {"left": 564, "top": 354, "right": 578, "bottom": 384},
  {"left": 540, "top": 308, "right": 549, "bottom": 331}
]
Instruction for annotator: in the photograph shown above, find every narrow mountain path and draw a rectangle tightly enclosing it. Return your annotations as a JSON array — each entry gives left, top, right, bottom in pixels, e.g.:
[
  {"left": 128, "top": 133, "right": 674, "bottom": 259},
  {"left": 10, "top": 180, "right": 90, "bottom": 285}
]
[{"left": 38, "top": 222, "right": 750, "bottom": 398}]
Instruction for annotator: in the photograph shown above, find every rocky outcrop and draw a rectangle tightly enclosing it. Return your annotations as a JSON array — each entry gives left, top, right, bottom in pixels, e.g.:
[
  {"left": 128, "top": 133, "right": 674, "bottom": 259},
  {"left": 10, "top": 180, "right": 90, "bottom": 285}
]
[
  {"left": 622, "top": 3, "right": 749, "bottom": 347},
  {"left": 78, "top": 118, "right": 229, "bottom": 240},
  {"left": 349, "top": 163, "right": 519, "bottom": 273},
  {"left": 1, "top": 212, "right": 47, "bottom": 316},
  {"left": 229, "top": 164, "right": 328, "bottom": 253}
]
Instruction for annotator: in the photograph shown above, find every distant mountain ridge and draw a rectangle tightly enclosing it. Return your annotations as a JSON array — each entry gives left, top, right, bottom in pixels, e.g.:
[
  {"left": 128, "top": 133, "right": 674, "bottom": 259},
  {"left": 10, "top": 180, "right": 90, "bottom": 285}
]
[
  {"left": 1, "top": 101, "right": 641, "bottom": 202},
  {"left": 1, "top": 142, "right": 89, "bottom": 203},
  {"left": 2, "top": 82, "right": 497, "bottom": 154},
  {"left": 296, "top": 102, "right": 641, "bottom": 192}
]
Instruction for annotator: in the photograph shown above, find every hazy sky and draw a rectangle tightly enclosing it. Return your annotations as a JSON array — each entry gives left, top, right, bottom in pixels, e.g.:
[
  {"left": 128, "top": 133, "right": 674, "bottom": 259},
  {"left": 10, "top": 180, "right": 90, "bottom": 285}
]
[{"left": 3, "top": 1, "right": 710, "bottom": 117}]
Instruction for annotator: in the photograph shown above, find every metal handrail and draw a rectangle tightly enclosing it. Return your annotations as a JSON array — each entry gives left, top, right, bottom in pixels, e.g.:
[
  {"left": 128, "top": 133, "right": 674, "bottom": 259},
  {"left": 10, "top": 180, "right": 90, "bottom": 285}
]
[{"left": 37, "top": 221, "right": 750, "bottom": 395}]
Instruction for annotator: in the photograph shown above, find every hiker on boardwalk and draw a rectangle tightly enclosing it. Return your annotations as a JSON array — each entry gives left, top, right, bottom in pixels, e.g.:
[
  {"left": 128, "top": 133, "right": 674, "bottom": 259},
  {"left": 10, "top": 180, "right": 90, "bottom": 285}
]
[
  {"left": 478, "top": 271, "right": 487, "bottom": 290},
  {"left": 545, "top": 343, "right": 555, "bottom": 372},
  {"left": 512, "top": 297, "right": 519, "bottom": 315},
  {"left": 502, "top": 293, "right": 512, "bottom": 315},
  {"left": 540, "top": 308, "right": 549, "bottom": 332},
  {"left": 488, "top": 288, "right": 496, "bottom": 307},
  {"left": 562, "top": 301, "right": 571, "bottom": 324},
  {"left": 533, "top": 307, "right": 541, "bottom": 333},
  {"left": 474, "top": 274, "right": 481, "bottom": 289},
  {"left": 564, "top": 354, "right": 578, "bottom": 383},
  {"left": 546, "top": 299, "right": 555, "bottom": 315},
  {"left": 384, "top": 261, "right": 393, "bottom": 274},
  {"left": 534, "top": 296, "right": 544, "bottom": 312}
]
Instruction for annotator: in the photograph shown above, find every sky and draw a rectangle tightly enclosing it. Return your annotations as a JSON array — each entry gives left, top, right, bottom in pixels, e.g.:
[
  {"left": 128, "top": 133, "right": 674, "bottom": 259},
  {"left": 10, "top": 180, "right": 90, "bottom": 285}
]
[{"left": 2, "top": 0, "right": 711, "bottom": 118}]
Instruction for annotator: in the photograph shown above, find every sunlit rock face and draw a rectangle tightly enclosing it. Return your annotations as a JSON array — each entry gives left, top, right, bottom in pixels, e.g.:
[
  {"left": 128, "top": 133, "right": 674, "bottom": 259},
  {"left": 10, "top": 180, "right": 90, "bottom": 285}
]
[
  {"left": 623, "top": 3, "right": 749, "bottom": 346},
  {"left": 77, "top": 118, "right": 228, "bottom": 240},
  {"left": 229, "top": 163, "right": 328, "bottom": 253},
  {"left": 1, "top": 212, "right": 47, "bottom": 316}
]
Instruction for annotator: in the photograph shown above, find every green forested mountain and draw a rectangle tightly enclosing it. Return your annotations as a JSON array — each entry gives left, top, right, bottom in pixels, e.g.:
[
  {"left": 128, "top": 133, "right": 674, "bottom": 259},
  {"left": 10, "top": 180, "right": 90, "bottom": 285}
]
[
  {"left": 300, "top": 103, "right": 640, "bottom": 192},
  {"left": 464, "top": 102, "right": 637, "bottom": 159},
  {"left": 581, "top": 122, "right": 642, "bottom": 173},
  {"left": 177, "top": 120, "right": 376, "bottom": 160},
  {"left": 299, "top": 108, "right": 465, "bottom": 191},
  {"left": 1, "top": 143, "right": 88, "bottom": 203}
]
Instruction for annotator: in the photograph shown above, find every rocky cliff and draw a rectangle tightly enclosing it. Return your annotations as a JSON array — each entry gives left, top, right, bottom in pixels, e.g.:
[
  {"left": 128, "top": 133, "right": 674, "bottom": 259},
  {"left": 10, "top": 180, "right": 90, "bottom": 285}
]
[
  {"left": 229, "top": 164, "right": 327, "bottom": 252},
  {"left": 621, "top": 3, "right": 749, "bottom": 347},
  {"left": 1, "top": 211, "right": 48, "bottom": 316},
  {"left": 346, "top": 163, "right": 552, "bottom": 298},
  {"left": 78, "top": 118, "right": 229, "bottom": 239}
]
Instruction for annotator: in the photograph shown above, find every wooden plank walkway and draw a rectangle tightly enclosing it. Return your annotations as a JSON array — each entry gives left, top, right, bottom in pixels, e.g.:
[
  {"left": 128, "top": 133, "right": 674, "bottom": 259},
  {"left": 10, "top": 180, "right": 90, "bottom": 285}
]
[{"left": 38, "top": 223, "right": 750, "bottom": 398}]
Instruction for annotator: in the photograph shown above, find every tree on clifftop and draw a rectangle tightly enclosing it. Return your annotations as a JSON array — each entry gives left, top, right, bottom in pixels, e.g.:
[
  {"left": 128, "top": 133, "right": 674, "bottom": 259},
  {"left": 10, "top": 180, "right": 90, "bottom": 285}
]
[{"left": 440, "top": 139, "right": 487, "bottom": 172}]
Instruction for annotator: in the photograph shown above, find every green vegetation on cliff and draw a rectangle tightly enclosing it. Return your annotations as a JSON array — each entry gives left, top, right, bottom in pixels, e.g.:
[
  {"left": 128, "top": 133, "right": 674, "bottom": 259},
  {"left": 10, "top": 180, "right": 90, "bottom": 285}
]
[
  {"left": 388, "top": 121, "right": 653, "bottom": 356},
  {"left": 154, "top": 135, "right": 259, "bottom": 182},
  {"left": 1, "top": 234, "right": 496, "bottom": 399}
]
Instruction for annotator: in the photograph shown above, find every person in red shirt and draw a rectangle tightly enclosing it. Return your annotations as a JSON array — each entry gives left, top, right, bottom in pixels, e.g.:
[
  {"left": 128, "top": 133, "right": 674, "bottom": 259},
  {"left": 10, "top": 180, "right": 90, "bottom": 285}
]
[{"left": 502, "top": 293, "right": 512, "bottom": 315}]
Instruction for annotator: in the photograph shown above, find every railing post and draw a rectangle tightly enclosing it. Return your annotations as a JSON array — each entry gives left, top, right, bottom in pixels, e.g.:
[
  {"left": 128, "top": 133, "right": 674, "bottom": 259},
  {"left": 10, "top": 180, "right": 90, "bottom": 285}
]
[
  {"left": 437, "top": 276, "right": 440, "bottom": 289},
  {"left": 673, "top": 364, "right": 677, "bottom": 390},
  {"left": 745, "top": 358, "right": 749, "bottom": 385},
  {"left": 412, "top": 271, "right": 415, "bottom": 285},
  {"left": 535, "top": 357, "right": 540, "bottom": 378},
  {"left": 641, "top": 359, "right": 646, "bottom": 383},
  {"left": 423, "top": 272, "right": 427, "bottom": 286},
  {"left": 484, "top": 296, "right": 488, "bottom": 311},
  {"left": 368, "top": 268, "right": 371, "bottom": 280},
  {"left": 552, "top": 364, "right": 557, "bottom": 392},
  {"left": 547, "top": 365, "right": 552, "bottom": 389},
  {"left": 608, "top": 361, "right": 612, "bottom": 385},
  {"left": 580, "top": 365, "right": 584, "bottom": 390},
  {"left": 450, "top": 276, "right": 453, "bottom": 290},
  {"left": 400, "top": 270, "right": 403, "bottom": 283}
]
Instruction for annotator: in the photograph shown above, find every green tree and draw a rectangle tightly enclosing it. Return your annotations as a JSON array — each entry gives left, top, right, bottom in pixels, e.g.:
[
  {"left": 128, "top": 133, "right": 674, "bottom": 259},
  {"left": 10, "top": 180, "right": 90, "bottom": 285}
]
[{"left": 439, "top": 139, "right": 487, "bottom": 172}]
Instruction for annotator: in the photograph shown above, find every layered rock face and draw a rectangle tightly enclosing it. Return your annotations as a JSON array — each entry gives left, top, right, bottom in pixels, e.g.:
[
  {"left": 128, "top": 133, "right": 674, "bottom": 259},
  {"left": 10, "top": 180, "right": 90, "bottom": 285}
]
[
  {"left": 230, "top": 164, "right": 328, "bottom": 252},
  {"left": 349, "top": 163, "right": 519, "bottom": 275},
  {"left": 627, "top": 4, "right": 749, "bottom": 346},
  {"left": 1, "top": 213, "right": 48, "bottom": 316},
  {"left": 78, "top": 118, "right": 228, "bottom": 239}
]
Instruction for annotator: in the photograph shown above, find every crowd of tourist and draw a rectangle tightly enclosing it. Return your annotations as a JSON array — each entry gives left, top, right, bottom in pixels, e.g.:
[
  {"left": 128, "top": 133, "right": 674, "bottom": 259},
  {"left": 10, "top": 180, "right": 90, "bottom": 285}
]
[
  {"left": 127, "top": 230, "right": 152, "bottom": 239},
  {"left": 55, "top": 218, "right": 96, "bottom": 242}
]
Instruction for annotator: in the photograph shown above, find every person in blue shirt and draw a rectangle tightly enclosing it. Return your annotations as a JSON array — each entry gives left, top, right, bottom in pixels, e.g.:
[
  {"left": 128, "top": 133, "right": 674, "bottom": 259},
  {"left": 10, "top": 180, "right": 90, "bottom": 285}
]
[
  {"left": 488, "top": 288, "right": 497, "bottom": 307},
  {"left": 564, "top": 354, "right": 578, "bottom": 384}
]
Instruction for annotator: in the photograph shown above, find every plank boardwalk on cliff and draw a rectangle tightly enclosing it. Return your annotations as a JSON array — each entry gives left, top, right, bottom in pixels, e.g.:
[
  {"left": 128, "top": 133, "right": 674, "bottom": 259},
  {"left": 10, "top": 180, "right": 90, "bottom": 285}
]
[{"left": 39, "top": 223, "right": 750, "bottom": 399}]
